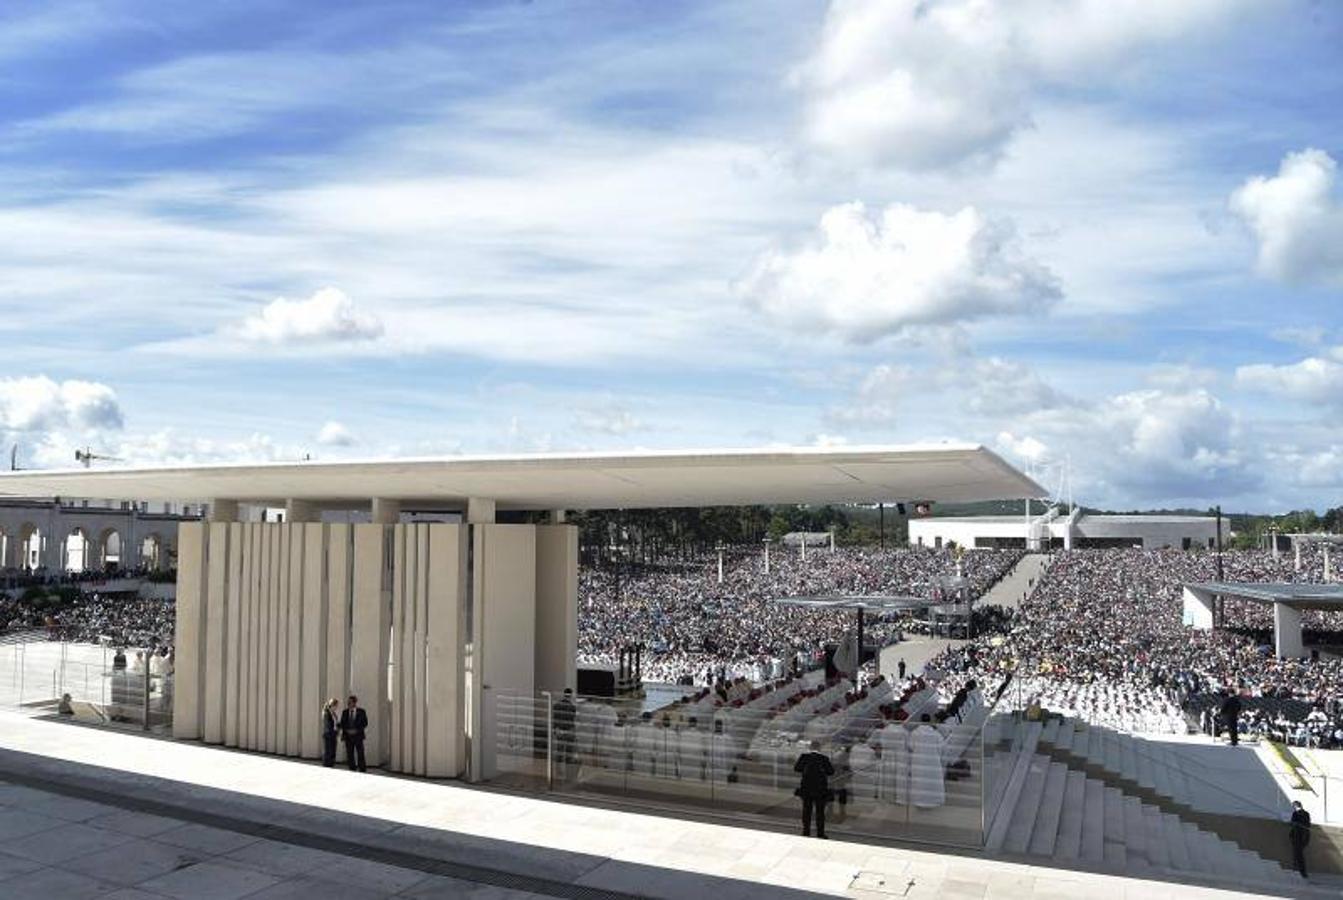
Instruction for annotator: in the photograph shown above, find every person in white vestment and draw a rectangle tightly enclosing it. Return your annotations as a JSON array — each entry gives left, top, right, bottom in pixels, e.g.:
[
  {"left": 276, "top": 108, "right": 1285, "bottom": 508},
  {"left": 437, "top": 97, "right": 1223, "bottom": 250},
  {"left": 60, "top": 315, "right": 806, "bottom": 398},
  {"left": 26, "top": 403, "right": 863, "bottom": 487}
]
[
  {"left": 710, "top": 719, "right": 739, "bottom": 784},
  {"left": 633, "top": 713, "right": 659, "bottom": 777},
  {"left": 876, "top": 722, "right": 904, "bottom": 802},
  {"left": 600, "top": 712, "right": 627, "bottom": 772},
  {"left": 909, "top": 714, "right": 947, "bottom": 809},
  {"left": 679, "top": 717, "right": 709, "bottom": 781},
  {"left": 849, "top": 739, "right": 879, "bottom": 803}
]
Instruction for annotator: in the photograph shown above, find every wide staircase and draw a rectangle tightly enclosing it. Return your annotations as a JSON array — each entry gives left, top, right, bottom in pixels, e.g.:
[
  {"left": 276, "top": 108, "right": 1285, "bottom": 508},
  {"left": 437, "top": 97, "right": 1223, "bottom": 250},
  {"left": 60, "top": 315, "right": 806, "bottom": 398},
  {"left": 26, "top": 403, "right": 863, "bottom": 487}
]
[
  {"left": 985, "top": 719, "right": 1331, "bottom": 895},
  {"left": 978, "top": 553, "right": 1050, "bottom": 611}
]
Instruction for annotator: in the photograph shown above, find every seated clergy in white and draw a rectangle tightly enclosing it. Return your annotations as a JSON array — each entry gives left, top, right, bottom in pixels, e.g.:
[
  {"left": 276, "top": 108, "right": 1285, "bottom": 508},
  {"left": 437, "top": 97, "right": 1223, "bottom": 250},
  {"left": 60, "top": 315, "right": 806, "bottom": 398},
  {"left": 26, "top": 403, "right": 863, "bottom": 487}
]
[{"left": 909, "top": 713, "right": 947, "bottom": 809}]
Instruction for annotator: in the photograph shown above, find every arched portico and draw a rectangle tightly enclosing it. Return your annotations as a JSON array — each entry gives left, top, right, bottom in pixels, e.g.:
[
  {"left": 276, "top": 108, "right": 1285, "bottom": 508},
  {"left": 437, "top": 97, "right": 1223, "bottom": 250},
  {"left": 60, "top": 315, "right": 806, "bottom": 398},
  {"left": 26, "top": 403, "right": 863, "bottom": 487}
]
[
  {"left": 18, "top": 522, "right": 41, "bottom": 571},
  {"left": 98, "top": 527, "right": 122, "bottom": 569}
]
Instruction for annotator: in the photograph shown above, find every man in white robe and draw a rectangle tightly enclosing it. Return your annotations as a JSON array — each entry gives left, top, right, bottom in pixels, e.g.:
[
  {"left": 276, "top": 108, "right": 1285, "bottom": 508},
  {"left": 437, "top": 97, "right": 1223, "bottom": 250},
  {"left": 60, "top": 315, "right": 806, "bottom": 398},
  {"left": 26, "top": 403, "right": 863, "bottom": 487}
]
[
  {"left": 679, "top": 717, "right": 709, "bottom": 781},
  {"left": 876, "top": 722, "right": 905, "bottom": 803},
  {"left": 710, "top": 719, "right": 740, "bottom": 784},
  {"left": 849, "top": 739, "right": 879, "bottom": 804},
  {"left": 909, "top": 714, "right": 947, "bottom": 809}
]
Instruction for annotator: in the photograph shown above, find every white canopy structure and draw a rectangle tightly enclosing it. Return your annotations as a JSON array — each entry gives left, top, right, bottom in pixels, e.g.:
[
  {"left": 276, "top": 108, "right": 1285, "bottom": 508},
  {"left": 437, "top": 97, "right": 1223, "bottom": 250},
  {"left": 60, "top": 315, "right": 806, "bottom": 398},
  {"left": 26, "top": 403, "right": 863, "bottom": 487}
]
[
  {"left": 0, "top": 443, "right": 1044, "bottom": 510},
  {"left": 0, "top": 443, "right": 1042, "bottom": 782},
  {"left": 1183, "top": 581, "right": 1343, "bottom": 658}
]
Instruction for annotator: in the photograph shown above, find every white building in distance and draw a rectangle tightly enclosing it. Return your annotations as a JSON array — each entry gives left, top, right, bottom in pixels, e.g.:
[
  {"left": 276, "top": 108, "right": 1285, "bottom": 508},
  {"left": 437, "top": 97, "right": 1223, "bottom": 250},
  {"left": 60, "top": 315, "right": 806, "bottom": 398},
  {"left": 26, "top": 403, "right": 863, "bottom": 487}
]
[{"left": 909, "top": 508, "right": 1230, "bottom": 551}]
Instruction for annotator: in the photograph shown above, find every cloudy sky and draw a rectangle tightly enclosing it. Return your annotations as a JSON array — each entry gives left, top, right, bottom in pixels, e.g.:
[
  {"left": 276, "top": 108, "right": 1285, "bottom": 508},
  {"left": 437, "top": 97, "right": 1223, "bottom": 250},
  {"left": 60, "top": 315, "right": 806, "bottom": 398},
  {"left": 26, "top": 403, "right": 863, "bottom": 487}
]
[{"left": 1, "top": 0, "right": 1340, "bottom": 511}]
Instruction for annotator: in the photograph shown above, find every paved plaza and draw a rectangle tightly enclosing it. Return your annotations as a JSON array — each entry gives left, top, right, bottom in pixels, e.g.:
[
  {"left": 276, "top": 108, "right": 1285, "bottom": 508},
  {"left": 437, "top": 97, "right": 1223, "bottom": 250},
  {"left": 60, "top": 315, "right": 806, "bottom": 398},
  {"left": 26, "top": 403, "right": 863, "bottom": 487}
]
[{"left": 0, "top": 711, "right": 1332, "bottom": 899}]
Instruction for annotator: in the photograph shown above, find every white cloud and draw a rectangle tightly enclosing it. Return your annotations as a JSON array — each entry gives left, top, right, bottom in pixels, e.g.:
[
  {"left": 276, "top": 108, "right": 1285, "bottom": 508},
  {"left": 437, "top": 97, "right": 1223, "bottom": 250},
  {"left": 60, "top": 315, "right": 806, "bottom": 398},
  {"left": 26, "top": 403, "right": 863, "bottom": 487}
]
[
  {"left": 994, "top": 388, "right": 1254, "bottom": 502},
  {"left": 0, "top": 376, "right": 123, "bottom": 432},
  {"left": 827, "top": 364, "right": 911, "bottom": 424},
  {"left": 961, "top": 357, "right": 1071, "bottom": 417},
  {"left": 1229, "top": 148, "right": 1343, "bottom": 285},
  {"left": 995, "top": 432, "right": 1049, "bottom": 466},
  {"left": 232, "top": 287, "right": 384, "bottom": 345},
  {"left": 1236, "top": 354, "right": 1343, "bottom": 406},
  {"left": 797, "top": 0, "right": 1255, "bottom": 169},
  {"left": 573, "top": 403, "right": 645, "bottom": 436},
  {"left": 316, "top": 421, "right": 357, "bottom": 447},
  {"left": 742, "top": 201, "right": 1059, "bottom": 341}
]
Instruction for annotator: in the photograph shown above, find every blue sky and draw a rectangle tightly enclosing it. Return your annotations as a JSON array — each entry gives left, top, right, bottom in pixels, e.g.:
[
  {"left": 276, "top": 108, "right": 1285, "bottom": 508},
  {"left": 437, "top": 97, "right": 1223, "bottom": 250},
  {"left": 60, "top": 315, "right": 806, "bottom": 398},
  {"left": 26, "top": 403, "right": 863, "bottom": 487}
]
[{"left": 0, "top": 0, "right": 1340, "bottom": 512}]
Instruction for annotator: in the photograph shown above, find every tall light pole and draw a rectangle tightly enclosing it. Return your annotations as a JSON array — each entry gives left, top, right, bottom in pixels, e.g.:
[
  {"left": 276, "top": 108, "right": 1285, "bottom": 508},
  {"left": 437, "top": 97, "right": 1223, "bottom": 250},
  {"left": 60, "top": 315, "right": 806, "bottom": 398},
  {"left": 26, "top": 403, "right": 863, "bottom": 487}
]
[
  {"left": 762, "top": 536, "right": 771, "bottom": 574},
  {"left": 716, "top": 541, "right": 725, "bottom": 584},
  {"left": 879, "top": 502, "right": 885, "bottom": 550}
]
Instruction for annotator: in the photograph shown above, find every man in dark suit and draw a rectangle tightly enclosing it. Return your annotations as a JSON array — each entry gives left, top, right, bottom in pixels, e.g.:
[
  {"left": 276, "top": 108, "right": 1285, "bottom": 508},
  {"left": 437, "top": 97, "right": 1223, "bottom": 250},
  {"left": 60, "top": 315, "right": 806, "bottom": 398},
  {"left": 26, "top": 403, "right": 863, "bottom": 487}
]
[
  {"left": 340, "top": 695, "right": 369, "bottom": 772},
  {"left": 1220, "top": 691, "right": 1243, "bottom": 747},
  {"left": 794, "top": 740, "right": 835, "bottom": 839},
  {"left": 1289, "top": 800, "right": 1311, "bottom": 878}
]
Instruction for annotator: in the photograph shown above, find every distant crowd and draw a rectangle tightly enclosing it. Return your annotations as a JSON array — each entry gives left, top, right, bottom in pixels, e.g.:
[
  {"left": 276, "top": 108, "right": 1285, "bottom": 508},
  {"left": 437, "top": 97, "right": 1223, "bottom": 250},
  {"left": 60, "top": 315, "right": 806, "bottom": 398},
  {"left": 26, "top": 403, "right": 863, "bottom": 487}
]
[
  {"left": 578, "top": 546, "right": 1022, "bottom": 683},
  {"left": 931, "top": 547, "right": 1343, "bottom": 748}
]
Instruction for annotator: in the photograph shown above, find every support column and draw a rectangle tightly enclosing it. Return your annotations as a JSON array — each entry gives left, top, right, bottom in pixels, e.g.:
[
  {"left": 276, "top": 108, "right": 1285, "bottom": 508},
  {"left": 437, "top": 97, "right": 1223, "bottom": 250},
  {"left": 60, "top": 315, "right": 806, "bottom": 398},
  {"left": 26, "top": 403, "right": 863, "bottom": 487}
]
[
  {"left": 1181, "top": 586, "right": 1215, "bottom": 629},
  {"left": 1295, "top": 540, "right": 1302, "bottom": 573},
  {"left": 1274, "top": 603, "right": 1304, "bottom": 659},
  {"left": 468, "top": 497, "right": 496, "bottom": 525},
  {"left": 285, "top": 500, "right": 318, "bottom": 524},
  {"left": 371, "top": 499, "right": 400, "bottom": 525},
  {"left": 549, "top": 509, "right": 566, "bottom": 524},
  {"left": 1326, "top": 545, "right": 1334, "bottom": 582},
  {"left": 209, "top": 500, "right": 240, "bottom": 523},
  {"left": 535, "top": 525, "right": 577, "bottom": 695}
]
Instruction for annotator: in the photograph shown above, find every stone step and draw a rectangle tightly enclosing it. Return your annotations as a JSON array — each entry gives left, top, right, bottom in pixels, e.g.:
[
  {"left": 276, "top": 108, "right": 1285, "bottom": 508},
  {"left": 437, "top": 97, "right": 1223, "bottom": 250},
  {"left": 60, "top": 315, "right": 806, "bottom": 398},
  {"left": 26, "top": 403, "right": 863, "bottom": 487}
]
[
  {"left": 1181, "top": 821, "right": 1210, "bottom": 874},
  {"left": 1119, "top": 734, "right": 1138, "bottom": 781},
  {"left": 1136, "top": 744, "right": 1155, "bottom": 790},
  {"left": 1055, "top": 719, "right": 1075, "bottom": 752},
  {"left": 1102, "top": 783, "right": 1124, "bottom": 844},
  {"left": 1122, "top": 796, "right": 1146, "bottom": 865},
  {"left": 1080, "top": 778, "right": 1104, "bottom": 863},
  {"left": 1028, "top": 762, "right": 1068, "bottom": 856},
  {"left": 1004, "top": 755, "right": 1049, "bottom": 854},
  {"left": 1103, "top": 729, "right": 1121, "bottom": 773},
  {"left": 1162, "top": 812, "right": 1191, "bottom": 871},
  {"left": 1143, "top": 804, "right": 1171, "bottom": 868},
  {"left": 1054, "top": 770, "right": 1085, "bottom": 861}
]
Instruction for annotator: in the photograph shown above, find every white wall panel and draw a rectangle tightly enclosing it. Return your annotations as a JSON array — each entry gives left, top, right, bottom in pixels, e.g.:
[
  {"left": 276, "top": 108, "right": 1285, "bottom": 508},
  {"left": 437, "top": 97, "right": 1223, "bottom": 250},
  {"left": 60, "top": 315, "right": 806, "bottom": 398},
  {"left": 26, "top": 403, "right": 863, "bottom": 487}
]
[
  {"left": 224, "top": 522, "right": 243, "bottom": 747},
  {"left": 285, "top": 524, "right": 304, "bottom": 756},
  {"left": 474, "top": 524, "right": 536, "bottom": 780},
  {"left": 326, "top": 524, "right": 352, "bottom": 703},
  {"left": 299, "top": 523, "right": 328, "bottom": 759},
  {"left": 425, "top": 523, "right": 465, "bottom": 777},
  {"left": 202, "top": 523, "right": 231, "bottom": 743},
  {"left": 390, "top": 525, "right": 406, "bottom": 771},
  {"left": 351, "top": 524, "right": 391, "bottom": 767},
  {"left": 412, "top": 524, "right": 429, "bottom": 776},
  {"left": 534, "top": 525, "right": 578, "bottom": 696},
  {"left": 172, "top": 522, "right": 208, "bottom": 740}
]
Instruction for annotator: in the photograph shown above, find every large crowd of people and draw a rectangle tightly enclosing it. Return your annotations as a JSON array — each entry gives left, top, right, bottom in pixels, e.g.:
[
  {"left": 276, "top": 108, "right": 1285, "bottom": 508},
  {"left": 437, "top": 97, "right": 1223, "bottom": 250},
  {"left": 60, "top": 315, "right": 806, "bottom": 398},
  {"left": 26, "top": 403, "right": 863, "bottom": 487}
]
[
  {"left": 933, "top": 546, "right": 1343, "bottom": 747},
  {"left": 0, "top": 590, "right": 174, "bottom": 649},
  {"left": 578, "top": 546, "right": 1022, "bottom": 683}
]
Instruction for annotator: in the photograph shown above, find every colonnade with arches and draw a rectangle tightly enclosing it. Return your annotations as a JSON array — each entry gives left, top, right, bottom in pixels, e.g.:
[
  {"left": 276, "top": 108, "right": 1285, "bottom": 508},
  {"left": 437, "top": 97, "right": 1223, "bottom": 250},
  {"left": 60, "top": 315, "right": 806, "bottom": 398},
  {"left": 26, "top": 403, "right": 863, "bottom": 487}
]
[{"left": 0, "top": 501, "right": 192, "bottom": 573}]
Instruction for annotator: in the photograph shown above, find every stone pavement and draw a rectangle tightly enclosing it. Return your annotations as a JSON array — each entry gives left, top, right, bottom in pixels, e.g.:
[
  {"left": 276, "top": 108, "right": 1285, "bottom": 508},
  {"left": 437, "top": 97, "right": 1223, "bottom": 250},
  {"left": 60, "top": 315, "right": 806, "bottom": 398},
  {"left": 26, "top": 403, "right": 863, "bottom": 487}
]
[{"left": 0, "top": 711, "right": 1326, "bottom": 898}]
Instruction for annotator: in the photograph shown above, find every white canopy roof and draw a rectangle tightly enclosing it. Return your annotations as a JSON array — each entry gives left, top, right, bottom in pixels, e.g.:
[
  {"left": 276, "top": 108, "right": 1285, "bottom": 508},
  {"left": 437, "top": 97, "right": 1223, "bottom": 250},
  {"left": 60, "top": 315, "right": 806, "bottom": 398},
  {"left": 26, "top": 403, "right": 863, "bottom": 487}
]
[{"left": 0, "top": 443, "right": 1044, "bottom": 510}]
